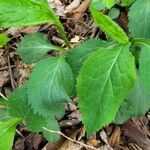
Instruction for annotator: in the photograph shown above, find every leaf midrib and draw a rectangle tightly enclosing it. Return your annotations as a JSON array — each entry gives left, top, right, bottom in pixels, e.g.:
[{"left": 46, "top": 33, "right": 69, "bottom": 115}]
[
  {"left": 92, "top": 48, "right": 122, "bottom": 128},
  {"left": 48, "top": 58, "right": 62, "bottom": 101},
  {"left": 0, "top": 120, "right": 18, "bottom": 136}
]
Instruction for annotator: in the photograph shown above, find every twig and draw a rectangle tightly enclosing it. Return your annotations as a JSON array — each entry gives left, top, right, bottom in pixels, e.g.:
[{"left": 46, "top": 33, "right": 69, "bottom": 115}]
[
  {"left": 43, "top": 127, "right": 98, "bottom": 150},
  {"left": 16, "top": 129, "right": 24, "bottom": 138},
  {"left": 0, "top": 65, "right": 15, "bottom": 71},
  {"left": 72, "top": 0, "right": 91, "bottom": 20},
  {"left": 8, "top": 56, "right": 16, "bottom": 90},
  {"left": 0, "top": 92, "right": 8, "bottom": 100}
]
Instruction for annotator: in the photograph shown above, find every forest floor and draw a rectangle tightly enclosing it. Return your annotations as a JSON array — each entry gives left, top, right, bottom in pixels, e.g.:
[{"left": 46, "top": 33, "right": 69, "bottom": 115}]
[{"left": 0, "top": 0, "right": 150, "bottom": 149}]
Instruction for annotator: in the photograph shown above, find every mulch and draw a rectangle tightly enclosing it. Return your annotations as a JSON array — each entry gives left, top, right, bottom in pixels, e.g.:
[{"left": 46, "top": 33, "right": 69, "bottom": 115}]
[{"left": 0, "top": 0, "right": 150, "bottom": 149}]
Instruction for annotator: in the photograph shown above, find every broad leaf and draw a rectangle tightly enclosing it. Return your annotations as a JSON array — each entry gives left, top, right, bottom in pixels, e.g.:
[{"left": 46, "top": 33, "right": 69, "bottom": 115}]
[
  {"left": 121, "top": 0, "right": 135, "bottom": 6},
  {"left": 50, "top": 12, "right": 70, "bottom": 48},
  {"left": 66, "top": 39, "right": 115, "bottom": 78},
  {"left": 128, "top": 0, "right": 150, "bottom": 38},
  {"left": 43, "top": 118, "right": 60, "bottom": 142},
  {"left": 0, "top": 0, "right": 69, "bottom": 47},
  {"left": 139, "top": 41, "right": 150, "bottom": 90},
  {"left": 0, "top": 33, "right": 9, "bottom": 48},
  {"left": 77, "top": 44, "right": 136, "bottom": 135},
  {"left": 115, "top": 76, "right": 150, "bottom": 124},
  {"left": 28, "top": 57, "right": 74, "bottom": 117},
  {"left": 0, "top": 0, "right": 52, "bottom": 27},
  {"left": 0, "top": 108, "right": 12, "bottom": 122},
  {"left": 0, "top": 118, "right": 21, "bottom": 150},
  {"left": 17, "top": 33, "right": 64, "bottom": 63},
  {"left": 90, "top": 0, "right": 105, "bottom": 10},
  {"left": 8, "top": 85, "right": 47, "bottom": 132},
  {"left": 103, "top": 0, "right": 116, "bottom": 8},
  {"left": 0, "top": 98, "right": 8, "bottom": 107},
  {"left": 90, "top": 7, "right": 129, "bottom": 43},
  {"left": 108, "top": 8, "right": 120, "bottom": 20}
]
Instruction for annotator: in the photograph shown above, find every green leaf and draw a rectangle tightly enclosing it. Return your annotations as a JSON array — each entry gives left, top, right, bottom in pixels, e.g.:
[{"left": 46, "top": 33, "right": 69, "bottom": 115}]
[
  {"left": 121, "top": 0, "right": 135, "bottom": 6},
  {"left": 17, "top": 33, "right": 64, "bottom": 64},
  {"left": 0, "top": 0, "right": 53, "bottom": 27},
  {"left": 115, "top": 75, "right": 150, "bottom": 124},
  {"left": 90, "top": 0, "right": 105, "bottom": 10},
  {"left": 139, "top": 41, "right": 150, "bottom": 90},
  {"left": 103, "top": 0, "right": 116, "bottom": 8},
  {"left": 90, "top": 7, "right": 129, "bottom": 43},
  {"left": 77, "top": 44, "right": 136, "bottom": 135},
  {"left": 50, "top": 10, "right": 70, "bottom": 48},
  {"left": 8, "top": 85, "right": 47, "bottom": 132},
  {"left": 66, "top": 39, "right": 115, "bottom": 78},
  {"left": 0, "top": 33, "right": 9, "bottom": 48},
  {"left": 0, "top": 118, "right": 21, "bottom": 150},
  {"left": 0, "top": 98, "right": 8, "bottom": 107},
  {"left": 28, "top": 56, "right": 74, "bottom": 117},
  {"left": 0, "top": 0, "right": 69, "bottom": 47},
  {"left": 0, "top": 108, "right": 12, "bottom": 122},
  {"left": 128, "top": 0, "right": 150, "bottom": 38},
  {"left": 108, "top": 8, "right": 120, "bottom": 20},
  {"left": 43, "top": 118, "right": 60, "bottom": 142}
]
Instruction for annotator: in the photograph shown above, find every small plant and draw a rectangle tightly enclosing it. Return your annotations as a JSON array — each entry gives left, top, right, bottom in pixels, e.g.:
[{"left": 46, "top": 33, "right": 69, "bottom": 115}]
[{"left": 0, "top": 0, "right": 150, "bottom": 149}]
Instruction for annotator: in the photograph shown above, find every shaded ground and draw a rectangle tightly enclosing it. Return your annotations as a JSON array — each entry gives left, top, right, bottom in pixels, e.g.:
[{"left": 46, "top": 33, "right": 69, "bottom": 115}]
[{"left": 0, "top": 0, "right": 150, "bottom": 149}]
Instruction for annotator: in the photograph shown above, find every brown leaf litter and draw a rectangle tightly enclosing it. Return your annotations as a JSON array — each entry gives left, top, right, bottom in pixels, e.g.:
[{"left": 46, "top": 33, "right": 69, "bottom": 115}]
[{"left": 0, "top": 1, "right": 150, "bottom": 150}]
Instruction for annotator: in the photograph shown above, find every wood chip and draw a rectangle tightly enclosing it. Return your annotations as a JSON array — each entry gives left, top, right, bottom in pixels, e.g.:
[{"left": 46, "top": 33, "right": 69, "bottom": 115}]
[
  {"left": 109, "top": 126, "right": 121, "bottom": 146},
  {"left": 87, "top": 138, "right": 99, "bottom": 147},
  {"left": 123, "top": 120, "right": 150, "bottom": 150}
]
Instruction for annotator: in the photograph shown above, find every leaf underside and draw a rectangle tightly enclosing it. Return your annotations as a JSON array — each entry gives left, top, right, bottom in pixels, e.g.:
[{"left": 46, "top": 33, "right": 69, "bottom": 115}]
[
  {"left": 0, "top": 108, "right": 12, "bottom": 122},
  {"left": 128, "top": 0, "right": 150, "bottom": 38},
  {"left": 77, "top": 44, "right": 136, "bottom": 135},
  {"left": 139, "top": 42, "right": 150, "bottom": 90},
  {"left": 115, "top": 75, "right": 150, "bottom": 124}
]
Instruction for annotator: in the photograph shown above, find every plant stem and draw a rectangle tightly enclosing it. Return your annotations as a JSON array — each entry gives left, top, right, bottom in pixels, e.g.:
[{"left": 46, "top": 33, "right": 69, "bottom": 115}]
[{"left": 42, "top": 127, "right": 98, "bottom": 150}]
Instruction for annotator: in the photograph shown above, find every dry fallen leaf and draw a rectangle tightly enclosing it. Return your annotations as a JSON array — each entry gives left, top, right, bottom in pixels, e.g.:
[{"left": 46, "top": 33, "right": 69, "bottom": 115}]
[
  {"left": 0, "top": 49, "right": 7, "bottom": 66},
  {"left": 19, "top": 26, "right": 40, "bottom": 34},
  {"left": 48, "top": 0, "right": 65, "bottom": 17},
  {"left": 99, "top": 130, "right": 113, "bottom": 150},
  {"left": 100, "top": 130, "right": 108, "bottom": 145},
  {"left": 14, "top": 138, "right": 25, "bottom": 150},
  {"left": 0, "top": 70, "right": 9, "bottom": 87},
  {"left": 18, "top": 63, "right": 33, "bottom": 86},
  {"left": 5, "top": 27, "right": 19, "bottom": 36},
  {"left": 70, "top": 35, "right": 80, "bottom": 43},
  {"left": 59, "top": 128, "right": 85, "bottom": 150},
  {"left": 65, "top": 0, "right": 81, "bottom": 13},
  {"left": 25, "top": 133, "right": 42, "bottom": 150},
  {"left": 60, "top": 110, "right": 81, "bottom": 128}
]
